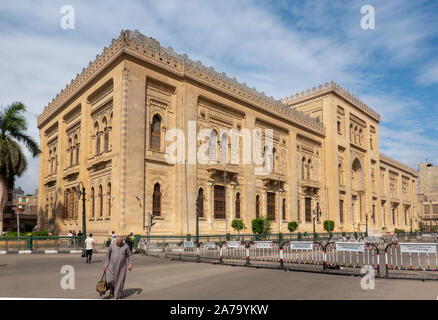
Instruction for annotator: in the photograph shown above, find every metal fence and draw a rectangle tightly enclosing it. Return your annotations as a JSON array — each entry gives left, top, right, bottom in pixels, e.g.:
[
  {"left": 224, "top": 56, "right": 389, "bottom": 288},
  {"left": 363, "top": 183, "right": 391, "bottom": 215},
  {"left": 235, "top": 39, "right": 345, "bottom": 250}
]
[
  {"left": 161, "top": 239, "right": 438, "bottom": 279},
  {"left": 0, "top": 236, "right": 107, "bottom": 252}
]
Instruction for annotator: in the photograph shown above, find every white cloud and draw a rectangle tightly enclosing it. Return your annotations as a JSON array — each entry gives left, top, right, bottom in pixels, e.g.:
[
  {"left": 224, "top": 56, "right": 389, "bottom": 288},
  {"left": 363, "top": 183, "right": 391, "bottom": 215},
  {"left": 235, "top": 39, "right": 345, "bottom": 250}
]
[{"left": 417, "top": 61, "right": 438, "bottom": 85}]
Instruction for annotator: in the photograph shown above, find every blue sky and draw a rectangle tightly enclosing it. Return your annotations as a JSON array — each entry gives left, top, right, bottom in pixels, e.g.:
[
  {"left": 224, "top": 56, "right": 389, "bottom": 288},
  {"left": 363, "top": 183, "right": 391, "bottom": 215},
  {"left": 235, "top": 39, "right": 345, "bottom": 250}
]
[{"left": 0, "top": 0, "right": 437, "bottom": 194}]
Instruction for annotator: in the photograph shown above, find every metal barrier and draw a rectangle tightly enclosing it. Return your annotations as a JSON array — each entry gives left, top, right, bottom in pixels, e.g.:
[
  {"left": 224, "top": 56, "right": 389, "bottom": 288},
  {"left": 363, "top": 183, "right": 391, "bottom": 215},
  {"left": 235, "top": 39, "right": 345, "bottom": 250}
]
[
  {"left": 324, "top": 241, "right": 380, "bottom": 276},
  {"left": 220, "top": 241, "right": 246, "bottom": 263},
  {"left": 385, "top": 242, "right": 438, "bottom": 279},
  {"left": 282, "top": 241, "right": 324, "bottom": 267}
]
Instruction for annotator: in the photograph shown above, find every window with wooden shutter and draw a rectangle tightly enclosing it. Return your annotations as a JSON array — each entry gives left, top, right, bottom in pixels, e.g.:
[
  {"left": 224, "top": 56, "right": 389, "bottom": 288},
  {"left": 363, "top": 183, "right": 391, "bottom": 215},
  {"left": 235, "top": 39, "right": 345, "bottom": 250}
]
[
  {"left": 267, "top": 192, "right": 275, "bottom": 221},
  {"left": 153, "top": 183, "right": 161, "bottom": 216},
  {"left": 214, "top": 185, "right": 226, "bottom": 219}
]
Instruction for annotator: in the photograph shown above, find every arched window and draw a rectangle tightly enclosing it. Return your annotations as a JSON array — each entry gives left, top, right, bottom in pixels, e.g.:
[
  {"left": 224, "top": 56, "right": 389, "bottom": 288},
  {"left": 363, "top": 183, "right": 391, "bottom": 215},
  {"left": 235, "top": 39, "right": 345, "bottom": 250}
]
[
  {"left": 151, "top": 115, "right": 161, "bottom": 150},
  {"left": 99, "top": 185, "right": 103, "bottom": 217},
  {"left": 209, "top": 129, "right": 217, "bottom": 162},
  {"left": 107, "top": 182, "right": 111, "bottom": 217},
  {"left": 49, "top": 150, "right": 52, "bottom": 172},
  {"left": 68, "top": 138, "right": 73, "bottom": 167},
  {"left": 272, "top": 148, "right": 277, "bottom": 173},
  {"left": 359, "top": 128, "right": 362, "bottom": 145},
  {"left": 94, "top": 122, "right": 100, "bottom": 155},
  {"left": 54, "top": 148, "right": 57, "bottom": 172},
  {"left": 338, "top": 163, "right": 343, "bottom": 185},
  {"left": 307, "top": 159, "right": 312, "bottom": 180},
  {"left": 90, "top": 187, "right": 95, "bottom": 218},
  {"left": 354, "top": 126, "right": 358, "bottom": 144},
  {"left": 256, "top": 195, "right": 260, "bottom": 218},
  {"left": 282, "top": 198, "right": 286, "bottom": 221},
  {"left": 153, "top": 183, "right": 161, "bottom": 216},
  {"left": 74, "top": 135, "right": 79, "bottom": 165},
  {"left": 220, "top": 132, "right": 228, "bottom": 164},
  {"left": 102, "top": 117, "right": 109, "bottom": 152},
  {"left": 197, "top": 188, "right": 204, "bottom": 218},
  {"left": 263, "top": 145, "right": 272, "bottom": 173},
  {"left": 301, "top": 157, "right": 306, "bottom": 179},
  {"left": 109, "top": 112, "right": 113, "bottom": 150},
  {"left": 235, "top": 192, "right": 241, "bottom": 219}
]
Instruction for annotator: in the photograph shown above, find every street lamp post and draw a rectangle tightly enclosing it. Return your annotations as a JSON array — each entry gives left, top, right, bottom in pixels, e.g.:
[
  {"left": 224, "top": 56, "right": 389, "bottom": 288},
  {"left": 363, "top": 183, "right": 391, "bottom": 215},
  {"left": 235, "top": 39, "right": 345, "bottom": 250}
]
[
  {"left": 312, "top": 209, "right": 316, "bottom": 237},
  {"left": 77, "top": 182, "right": 86, "bottom": 237}
]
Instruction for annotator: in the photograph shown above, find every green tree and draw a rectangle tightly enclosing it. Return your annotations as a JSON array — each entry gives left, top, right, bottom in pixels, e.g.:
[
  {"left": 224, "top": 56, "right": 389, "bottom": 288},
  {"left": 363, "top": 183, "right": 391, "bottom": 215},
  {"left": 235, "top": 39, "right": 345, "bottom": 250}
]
[
  {"left": 287, "top": 221, "right": 298, "bottom": 233},
  {"left": 231, "top": 219, "right": 245, "bottom": 235},
  {"left": 251, "top": 216, "right": 272, "bottom": 234},
  {"left": 0, "top": 102, "right": 40, "bottom": 232},
  {"left": 323, "top": 220, "right": 335, "bottom": 233}
]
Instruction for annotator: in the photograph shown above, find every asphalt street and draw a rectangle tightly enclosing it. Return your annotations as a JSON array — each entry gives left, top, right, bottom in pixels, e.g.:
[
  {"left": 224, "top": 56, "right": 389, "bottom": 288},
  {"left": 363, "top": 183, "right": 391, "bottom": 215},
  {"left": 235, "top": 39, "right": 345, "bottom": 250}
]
[{"left": 0, "top": 253, "right": 437, "bottom": 299}]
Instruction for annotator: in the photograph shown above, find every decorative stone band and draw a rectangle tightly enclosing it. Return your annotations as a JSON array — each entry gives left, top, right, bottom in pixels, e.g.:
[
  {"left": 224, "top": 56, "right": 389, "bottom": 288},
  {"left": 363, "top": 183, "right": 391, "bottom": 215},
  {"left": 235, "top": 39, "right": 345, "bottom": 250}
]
[
  {"left": 37, "top": 30, "right": 324, "bottom": 134},
  {"left": 282, "top": 81, "right": 381, "bottom": 122},
  {"left": 379, "top": 153, "right": 418, "bottom": 177}
]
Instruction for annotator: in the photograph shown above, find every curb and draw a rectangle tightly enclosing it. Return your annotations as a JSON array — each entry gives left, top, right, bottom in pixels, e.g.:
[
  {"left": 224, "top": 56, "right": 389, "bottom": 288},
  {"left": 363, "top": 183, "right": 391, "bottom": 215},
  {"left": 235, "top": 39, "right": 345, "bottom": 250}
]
[
  {"left": 18, "top": 250, "right": 32, "bottom": 254},
  {"left": 0, "top": 251, "right": 7, "bottom": 255},
  {"left": 44, "top": 250, "right": 58, "bottom": 254}
]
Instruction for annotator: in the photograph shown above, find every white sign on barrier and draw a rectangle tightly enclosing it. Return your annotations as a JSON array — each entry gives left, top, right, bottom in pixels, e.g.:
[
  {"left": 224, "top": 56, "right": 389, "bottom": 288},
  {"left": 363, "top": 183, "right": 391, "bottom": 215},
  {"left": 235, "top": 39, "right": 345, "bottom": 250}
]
[
  {"left": 204, "top": 242, "right": 217, "bottom": 248},
  {"left": 290, "top": 241, "right": 313, "bottom": 250},
  {"left": 255, "top": 241, "right": 273, "bottom": 249},
  {"left": 336, "top": 242, "right": 365, "bottom": 252},
  {"left": 399, "top": 243, "right": 437, "bottom": 254},
  {"left": 226, "top": 241, "right": 241, "bottom": 248},
  {"left": 184, "top": 241, "right": 194, "bottom": 248},
  {"left": 364, "top": 237, "right": 381, "bottom": 243}
]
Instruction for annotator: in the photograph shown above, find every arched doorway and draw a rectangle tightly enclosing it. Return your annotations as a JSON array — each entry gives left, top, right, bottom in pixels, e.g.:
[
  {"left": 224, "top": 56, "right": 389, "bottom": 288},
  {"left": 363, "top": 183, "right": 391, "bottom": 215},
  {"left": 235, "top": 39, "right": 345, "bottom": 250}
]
[{"left": 351, "top": 158, "right": 365, "bottom": 231}]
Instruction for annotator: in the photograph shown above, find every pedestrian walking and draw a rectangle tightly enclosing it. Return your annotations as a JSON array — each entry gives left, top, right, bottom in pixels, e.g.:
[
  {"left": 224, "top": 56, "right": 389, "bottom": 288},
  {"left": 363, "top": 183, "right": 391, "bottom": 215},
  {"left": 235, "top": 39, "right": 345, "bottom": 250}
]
[
  {"left": 125, "top": 232, "right": 134, "bottom": 253},
  {"left": 103, "top": 236, "right": 133, "bottom": 299},
  {"left": 84, "top": 233, "right": 96, "bottom": 263},
  {"left": 77, "top": 230, "right": 83, "bottom": 247},
  {"left": 67, "top": 230, "right": 73, "bottom": 247},
  {"left": 111, "top": 231, "right": 117, "bottom": 244}
]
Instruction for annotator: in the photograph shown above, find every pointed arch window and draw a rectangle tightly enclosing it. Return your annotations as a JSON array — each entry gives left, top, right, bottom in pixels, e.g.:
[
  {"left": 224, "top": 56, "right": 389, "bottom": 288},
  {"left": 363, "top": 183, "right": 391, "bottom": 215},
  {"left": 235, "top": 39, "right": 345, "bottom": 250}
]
[
  {"left": 209, "top": 129, "right": 217, "bottom": 162},
  {"left": 74, "top": 135, "right": 79, "bottom": 165},
  {"left": 235, "top": 192, "right": 241, "bottom": 219},
  {"left": 307, "top": 159, "right": 312, "bottom": 180},
  {"left": 301, "top": 157, "right": 306, "bottom": 179},
  {"left": 99, "top": 185, "right": 103, "bottom": 217},
  {"left": 256, "top": 195, "right": 260, "bottom": 218},
  {"left": 90, "top": 187, "right": 95, "bottom": 218},
  {"left": 94, "top": 122, "right": 100, "bottom": 155},
  {"left": 151, "top": 115, "right": 161, "bottom": 150},
  {"left": 153, "top": 183, "right": 161, "bottom": 216},
  {"left": 197, "top": 188, "right": 204, "bottom": 218},
  {"left": 103, "top": 117, "right": 109, "bottom": 152},
  {"left": 220, "top": 132, "right": 228, "bottom": 164}
]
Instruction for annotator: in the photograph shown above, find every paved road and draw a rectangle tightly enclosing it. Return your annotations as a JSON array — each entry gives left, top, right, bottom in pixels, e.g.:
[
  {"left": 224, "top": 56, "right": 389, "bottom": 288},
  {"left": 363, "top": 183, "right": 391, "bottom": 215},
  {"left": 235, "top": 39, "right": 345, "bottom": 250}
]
[{"left": 0, "top": 254, "right": 436, "bottom": 299}]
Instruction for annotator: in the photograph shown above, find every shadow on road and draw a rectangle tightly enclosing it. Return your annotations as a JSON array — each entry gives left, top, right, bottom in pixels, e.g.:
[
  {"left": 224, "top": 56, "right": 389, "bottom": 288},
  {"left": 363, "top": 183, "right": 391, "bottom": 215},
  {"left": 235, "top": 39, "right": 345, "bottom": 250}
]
[{"left": 123, "top": 288, "right": 143, "bottom": 298}]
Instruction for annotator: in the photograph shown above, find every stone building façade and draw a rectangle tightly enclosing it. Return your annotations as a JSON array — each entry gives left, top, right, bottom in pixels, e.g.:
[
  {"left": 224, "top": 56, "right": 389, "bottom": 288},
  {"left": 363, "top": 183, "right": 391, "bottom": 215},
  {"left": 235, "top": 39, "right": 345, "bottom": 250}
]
[{"left": 37, "top": 30, "right": 419, "bottom": 238}]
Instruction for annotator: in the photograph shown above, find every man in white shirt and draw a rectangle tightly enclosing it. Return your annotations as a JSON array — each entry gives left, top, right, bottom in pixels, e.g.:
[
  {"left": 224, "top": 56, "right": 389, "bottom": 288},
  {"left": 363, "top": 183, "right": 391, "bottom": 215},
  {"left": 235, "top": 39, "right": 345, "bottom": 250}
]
[{"left": 84, "top": 233, "right": 96, "bottom": 263}]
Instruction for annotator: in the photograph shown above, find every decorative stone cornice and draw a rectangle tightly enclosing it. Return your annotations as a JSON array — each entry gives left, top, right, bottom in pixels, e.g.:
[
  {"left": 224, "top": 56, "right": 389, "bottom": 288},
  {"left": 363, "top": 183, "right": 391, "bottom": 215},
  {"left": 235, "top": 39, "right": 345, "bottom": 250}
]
[
  {"left": 38, "top": 30, "right": 324, "bottom": 134},
  {"left": 282, "top": 81, "right": 381, "bottom": 122},
  {"left": 379, "top": 153, "right": 418, "bottom": 177}
]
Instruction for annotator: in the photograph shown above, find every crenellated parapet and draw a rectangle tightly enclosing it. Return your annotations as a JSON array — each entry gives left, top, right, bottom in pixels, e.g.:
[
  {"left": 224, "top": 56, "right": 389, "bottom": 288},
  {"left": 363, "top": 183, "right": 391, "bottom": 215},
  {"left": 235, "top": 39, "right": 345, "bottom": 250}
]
[
  {"left": 38, "top": 30, "right": 324, "bottom": 134},
  {"left": 281, "top": 81, "right": 381, "bottom": 122}
]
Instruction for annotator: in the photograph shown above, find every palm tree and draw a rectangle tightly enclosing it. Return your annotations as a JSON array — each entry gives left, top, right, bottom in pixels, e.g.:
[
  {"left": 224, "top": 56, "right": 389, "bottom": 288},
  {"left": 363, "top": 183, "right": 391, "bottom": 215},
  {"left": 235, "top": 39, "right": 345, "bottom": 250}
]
[{"left": 0, "top": 102, "right": 40, "bottom": 233}]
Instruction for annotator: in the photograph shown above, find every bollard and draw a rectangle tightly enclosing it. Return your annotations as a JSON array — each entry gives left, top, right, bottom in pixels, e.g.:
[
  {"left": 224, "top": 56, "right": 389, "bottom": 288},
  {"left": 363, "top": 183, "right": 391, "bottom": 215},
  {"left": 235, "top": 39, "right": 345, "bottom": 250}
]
[
  {"left": 245, "top": 246, "right": 250, "bottom": 266},
  {"left": 279, "top": 247, "right": 284, "bottom": 268}
]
